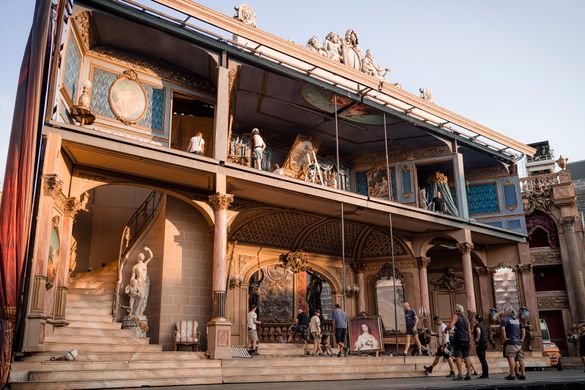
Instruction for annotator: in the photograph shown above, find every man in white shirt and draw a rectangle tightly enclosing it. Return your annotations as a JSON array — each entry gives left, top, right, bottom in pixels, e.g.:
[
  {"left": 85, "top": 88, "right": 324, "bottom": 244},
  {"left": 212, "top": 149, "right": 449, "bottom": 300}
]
[
  {"left": 251, "top": 128, "right": 265, "bottom": 170},
  {"left": 187, "top": 132, "right": 205, "bottom": 155},
  {"left": 247, "top": 305, "right": 261, "bottom": 355},
  {"left": 424, "top": 316, "right": 456, "bottom": 377},
  {"left": 309, "top": 310, "right": 322, "bottom": 356}
]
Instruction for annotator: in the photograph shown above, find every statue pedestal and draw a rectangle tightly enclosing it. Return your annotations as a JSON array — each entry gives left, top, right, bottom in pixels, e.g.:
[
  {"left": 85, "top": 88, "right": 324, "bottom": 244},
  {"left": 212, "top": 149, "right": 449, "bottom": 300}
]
[
  {"left": 122, "top": 315, "right": 149, "bottom": 338},
  {"left": 207, "top": 318, "right": 232, "bottom": 360}
]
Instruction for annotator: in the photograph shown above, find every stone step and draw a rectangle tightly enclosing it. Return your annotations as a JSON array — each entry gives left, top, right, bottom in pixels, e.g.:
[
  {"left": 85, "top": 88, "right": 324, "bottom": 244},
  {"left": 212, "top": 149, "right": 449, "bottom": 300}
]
[
  {"left": 66, "top": 306, "right": 112, "bottom": 316},
  {"left": 29, "top": 367, "right": 223, "bottom": 382},
  {"left": 11, "top": 359, "right": 219, "bottom": 374},
  {"left": 11, "top": 376, "right": 222, "bottom": 390},
  {"left": 22, "top": 351, "right": 207, "bottom": 362},
  {"left": 42, "top": 343, "right": 162, "bottom": 353},
  {"left": 65, "top": 313, "right": 115, "bottom": 323},
  {"left": 67, "top": 293, "right": 113, "bottom": 302},
  {"left": 65, "top": 320, "right": 121, "bottom": 330},
  {"left": 72, "top": 282, "right": 115, "bottom": 290},
  {"left": 72, "top": 274, "right": 117, "bottom": 283},
  {"left": 222, "top": 370, "right": 421, "bottom": 383},
  {"left": 66, "top": 300, "right": 112, "bottom": 309},
  {"left": 68, "top": 287, "right": 114, "bottom": 296},
  {"left": 44, "top": 335, "right": 150, "bottom": 345},
  {"left": 52, "top": 327, "right": 135, "bottom": 338}
]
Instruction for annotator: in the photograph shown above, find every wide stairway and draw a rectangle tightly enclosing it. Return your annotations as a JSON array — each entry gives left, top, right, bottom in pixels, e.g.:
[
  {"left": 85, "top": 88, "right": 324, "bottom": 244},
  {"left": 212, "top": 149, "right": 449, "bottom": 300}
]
[{"left": 10, "top": 263, "right": 221, "bottom": 389}]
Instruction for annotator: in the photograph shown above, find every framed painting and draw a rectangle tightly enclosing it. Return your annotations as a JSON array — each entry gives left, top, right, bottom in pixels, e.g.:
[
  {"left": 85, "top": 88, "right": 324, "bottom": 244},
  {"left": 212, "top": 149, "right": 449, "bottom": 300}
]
[
  {"left": 47, "top": 216, "right": 61, "bottom": 289},
  {"left": 348, "top": 316, "right": 384, "bottom": 354},
  {"left": 109, "top": 69, "right": 147, "bottom": 125},
  {"left": 282, "top": 134, "right": 320, "bottom": 178}
]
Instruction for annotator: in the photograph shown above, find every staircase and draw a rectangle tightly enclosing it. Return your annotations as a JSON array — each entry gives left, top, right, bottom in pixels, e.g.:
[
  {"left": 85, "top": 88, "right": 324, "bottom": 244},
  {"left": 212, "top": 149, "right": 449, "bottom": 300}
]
[{"left": 10, "top": 262, "right": 222, "bottom": 389}]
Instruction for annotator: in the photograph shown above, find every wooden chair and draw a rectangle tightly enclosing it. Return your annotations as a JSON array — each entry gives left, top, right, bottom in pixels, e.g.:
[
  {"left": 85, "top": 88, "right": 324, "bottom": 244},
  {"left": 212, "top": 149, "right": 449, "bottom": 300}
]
[{"left": 173, "top": 320, "right": 200, "bottom": 351}]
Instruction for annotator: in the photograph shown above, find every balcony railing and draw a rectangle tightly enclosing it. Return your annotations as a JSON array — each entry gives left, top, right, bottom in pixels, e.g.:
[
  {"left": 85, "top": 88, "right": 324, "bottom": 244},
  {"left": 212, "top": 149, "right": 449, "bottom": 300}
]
[{"left": 520, "top": 172, "right": 560, "bottom": 193}]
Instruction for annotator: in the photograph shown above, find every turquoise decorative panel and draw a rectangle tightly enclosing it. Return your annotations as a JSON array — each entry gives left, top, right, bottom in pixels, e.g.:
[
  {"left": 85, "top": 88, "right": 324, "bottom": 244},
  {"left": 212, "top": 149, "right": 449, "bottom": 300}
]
[
  {"left": 91, "top": 68, "right": 117, "bottom": 120},
  {"left": 503, "top": 181, "right": 518, "bottom": 210},
  {"left": 63, "top": 38, "right": 81, "bottom": 101},
  {"left": 467, "top": 183, "right": 499, "bottom": 216},
  {"left": 356, "top": 171, "right": 368, "bottom": 196},
  {"left": 390, "top": 168, "right": 397, "bottom": 201},
  {"left": 137, "top": 84, "right": 164, "bottom": 132},
  {"left": 91, "top": 67, "right": 164, "bottom": 132},
  {"left": 402, "top": 169, "right": 411, "bottom": 195},
  {"left": 449, "top": 186, "right": 457, "bottom": 207}
]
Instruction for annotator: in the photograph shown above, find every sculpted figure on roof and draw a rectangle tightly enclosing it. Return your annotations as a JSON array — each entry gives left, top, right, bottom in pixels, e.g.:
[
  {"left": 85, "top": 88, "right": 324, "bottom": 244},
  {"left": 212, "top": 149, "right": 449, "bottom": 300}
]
[
  {"left": 342, "top": 29, "right": 362, "bottom": 70},
  {"left": 306, "top": 36, "right": 326, "bottom": 56},
  {"left": 361, "top": 49, "right": 389, "bottom": 80},
  {"left": 323, "top": 32, "right": 342, "bottom": 62}
]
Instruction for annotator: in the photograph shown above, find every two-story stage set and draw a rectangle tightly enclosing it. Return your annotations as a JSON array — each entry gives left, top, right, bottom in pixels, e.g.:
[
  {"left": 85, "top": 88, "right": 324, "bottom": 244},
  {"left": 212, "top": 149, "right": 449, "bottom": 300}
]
[{"left": 4, "top": 1, "right": 569, "bottom": 388}]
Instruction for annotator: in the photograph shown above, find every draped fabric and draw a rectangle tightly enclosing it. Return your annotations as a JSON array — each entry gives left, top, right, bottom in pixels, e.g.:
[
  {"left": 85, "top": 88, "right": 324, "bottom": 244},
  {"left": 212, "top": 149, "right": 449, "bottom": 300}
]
[
  {"left": 426, "top": 172, "right": 459, "bottom": 217},
  {"left": 0, "top": 1, "right": 52, "bottom": 386}
]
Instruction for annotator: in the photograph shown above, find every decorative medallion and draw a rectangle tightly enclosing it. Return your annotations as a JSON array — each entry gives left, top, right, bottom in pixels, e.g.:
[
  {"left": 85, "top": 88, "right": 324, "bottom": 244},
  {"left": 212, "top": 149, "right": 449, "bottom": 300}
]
[
  {"left": 109, "top": 70, "right": 147, "bottom": 125},
  {"left": 278, "top": 249, "right": 312, "bottom": 274},
  {"left": 234, "top": 4, "right": 256, "bottom": 27}
]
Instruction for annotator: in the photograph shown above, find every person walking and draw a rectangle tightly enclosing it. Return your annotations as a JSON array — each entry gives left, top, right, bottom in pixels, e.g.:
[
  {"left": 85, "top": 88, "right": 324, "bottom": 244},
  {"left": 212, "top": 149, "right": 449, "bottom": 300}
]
[
  {"left": 579, "top": 324, "right": 585, "bottom": 372},
  {"left": 501, "top": 307, "right": 526, "bottom": 380},
  {"left": 446, "top": 304, "right": 472, "bottom": 380},
  {"left": 309, "top": 309, "right": 323, "bottom": 356},
  {"left": 473, "top": 314, "right": 489, "bottom": 379},
  {"left": 399, "top": 302, "right": 423, "bottom": 356},
  {"left": 247, "top": 305, "right": 262, "bottom": 355},
  {"left": 424, "top": 316, "right": 456, "bottom": 377},
  {"left": 332, "top": 304, "right": 348, "bottom": 357}
]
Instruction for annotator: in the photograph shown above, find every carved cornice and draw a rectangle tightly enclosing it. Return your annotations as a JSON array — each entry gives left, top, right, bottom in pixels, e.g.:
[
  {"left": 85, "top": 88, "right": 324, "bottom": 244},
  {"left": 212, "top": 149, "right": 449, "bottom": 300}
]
[
  {"left": 416, "top": 256, "right": 431, "bottom": 269},
  {"left": 487, "top": 262, "right": 518, "bottom": 274},
  {"left": 530, "top": 250, "right": 561, "bottom": 266},
  {"left": 64, "top": 198, "right": 82, "bottom": 218},
  {"left": 457, "top": 242, "right": 474, "bottom": 255},
  {"left": 43, "top": 174, "right": 64, "bottom": 198},
  {"left": 537, "top": 294, "right": 569, "bottom": 309},
  {"left": 209, "top": 193, "right": 234, "bottom": 211}
]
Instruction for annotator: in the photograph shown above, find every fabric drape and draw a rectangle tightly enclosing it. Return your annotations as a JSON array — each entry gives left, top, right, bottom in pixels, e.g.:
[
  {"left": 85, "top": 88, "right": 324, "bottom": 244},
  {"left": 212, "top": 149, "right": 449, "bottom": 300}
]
[
  {"left": 0, "top": 0, "right": 52, "bottom": 387},
  {"left": 426, "top": 171, "right": 459, "bottom": 217}
]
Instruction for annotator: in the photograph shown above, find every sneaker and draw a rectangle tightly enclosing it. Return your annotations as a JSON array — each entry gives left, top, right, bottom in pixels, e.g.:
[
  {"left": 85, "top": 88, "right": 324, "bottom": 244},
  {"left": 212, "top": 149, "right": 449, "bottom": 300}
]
[
  {"left": 504, "top": 374, "right": 516, "bottom": 380},
  {"left": 398, "top": 352, "right": 407, "bottom": 357},
  {"left": 464, "top": 375, "right": 471, "bottom": 380},
  {"left": 424, "top": 365, "right": 433, "bottom": 374},
  {"left": 517, "top": 374, "right": 526, "bottom": 380},
  {"left": 472, "top": 371, "right": 478, "bottom": 376},
  {"left": 336, "top": 352, "right": 341, "bottom": 357},
  {"left": 478, "top": 375, "right": 489, "bottom": 379},
  {"left": 446, "top": 371, "right": 456, "bottom": 378},
  {"left": 453, "top": 374, "right": 464, "bottom": 381}
]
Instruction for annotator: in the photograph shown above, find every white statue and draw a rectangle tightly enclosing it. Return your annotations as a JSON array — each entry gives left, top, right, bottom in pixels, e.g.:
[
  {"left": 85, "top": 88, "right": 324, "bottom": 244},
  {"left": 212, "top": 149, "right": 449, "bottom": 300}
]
[
  {"left": 252, "top": 128, "right": 266, "bottom": 170},
  {"left": 125, "top": 246, "right": 153, "bottom": 317},
  {"left": 78, "top": 80, "right": 92, "bottom": 110},
  {"left": 323, "top": 32, "right": 342, "bottom": 62},
  {"left": 306, "top": 36, "right": 326, "bottom": 56},
  {"left": 342, "top": 29, "right": 362, "bottom": 70},
  {"left": 419, "top": 87, "right": 433, "bottom": 102},
  {"left": 361, "top": 49, "right": 389, "bottom": 79},
  {"left": 556, "top": 155, "right": 568, "bottom": 170}
]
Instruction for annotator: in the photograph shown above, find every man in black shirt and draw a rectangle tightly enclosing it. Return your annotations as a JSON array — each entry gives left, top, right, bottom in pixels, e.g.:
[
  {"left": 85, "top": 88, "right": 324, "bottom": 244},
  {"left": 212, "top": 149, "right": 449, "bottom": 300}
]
[
  {"left": 430, "top": 191, "right": 448, "bottom": 214},
  {"left": 288, "top": 309, "right": 309, "bottom": 343}
]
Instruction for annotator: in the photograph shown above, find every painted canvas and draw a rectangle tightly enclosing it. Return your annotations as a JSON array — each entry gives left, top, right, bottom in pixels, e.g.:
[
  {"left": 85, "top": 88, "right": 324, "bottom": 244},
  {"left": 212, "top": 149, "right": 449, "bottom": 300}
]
[
  {"left": 47, "top": 227, "right": 60, "bottom": 288},
  {"left": 109, "top": 77, "right": 147, "bottom": 124},
  {"left": 348, "top": 317, "right": 384, "bottom": 354}
]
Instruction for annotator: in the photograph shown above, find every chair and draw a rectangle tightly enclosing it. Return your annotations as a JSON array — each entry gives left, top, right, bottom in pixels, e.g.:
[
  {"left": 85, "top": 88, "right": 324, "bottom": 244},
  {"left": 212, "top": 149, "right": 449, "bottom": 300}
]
[{"left": 173, "top": 320, "right": 200, "bottom": 351}]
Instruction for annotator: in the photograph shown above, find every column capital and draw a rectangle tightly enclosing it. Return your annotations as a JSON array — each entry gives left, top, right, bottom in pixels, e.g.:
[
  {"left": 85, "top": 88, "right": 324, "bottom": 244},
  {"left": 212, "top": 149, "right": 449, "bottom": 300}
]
[
  {"left": 352, "top": 261, "right": 367, "bottom": 273},
  {"left": 64, "top": 197, "right": 82, "bottom": 218},
  {"left": 416, "top": 256, "right": 431, "bottom": 269},
  {"left": 474, "top": 266, "right": 489, "bottom": 275},
  {"left": 208, "top": 193, "right": 234, "bottom": 211},
  {"left": 561, "top": 216, "right": 577, "bottom": 232},
  {"left": 517, "top": 263, "right": 533, "bottom": 274},
  {"left": 457, "top": 242, "right": 474, "bottom": 254}
]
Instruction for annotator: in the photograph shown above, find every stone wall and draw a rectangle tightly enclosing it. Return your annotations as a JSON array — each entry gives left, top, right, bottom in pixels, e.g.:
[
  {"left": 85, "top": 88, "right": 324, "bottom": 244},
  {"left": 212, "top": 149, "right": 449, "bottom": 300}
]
[{"left": 157, "top": 196, "right": 213, "bottom": 350}]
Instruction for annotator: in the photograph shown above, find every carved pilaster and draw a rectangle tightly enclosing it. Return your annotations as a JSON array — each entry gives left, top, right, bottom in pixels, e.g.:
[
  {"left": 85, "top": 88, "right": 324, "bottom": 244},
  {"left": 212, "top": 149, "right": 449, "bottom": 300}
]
[
  {"left": 209, "top": 193, "right": 234, "bottom": 211},
  {"left": 29, "top": 276, "right": 47, "bottom": 317},
  {"left": 352, "top": 260, "right": 366, "bottom": 273},
  {"left": 52, "top": 286, "right": 68, "bottom": 326},
  {"left": 457, "top": 242, "right": 474, "bottom": 254},
  {"left": 416, "top": 256, "right": 431, "bottom": 269},
  {"left": 212, "top": 291, "right": 227, "bottom": 318}
]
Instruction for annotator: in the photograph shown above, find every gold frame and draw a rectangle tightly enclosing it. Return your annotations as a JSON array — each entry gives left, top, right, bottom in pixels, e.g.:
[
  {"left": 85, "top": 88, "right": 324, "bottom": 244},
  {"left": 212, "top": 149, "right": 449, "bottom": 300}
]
[
  {"left": 108, "top": 69, "right": 148, "bottom": 126},
  {"left": 281, "top": 134, "right": 321, "bottom": 178}
]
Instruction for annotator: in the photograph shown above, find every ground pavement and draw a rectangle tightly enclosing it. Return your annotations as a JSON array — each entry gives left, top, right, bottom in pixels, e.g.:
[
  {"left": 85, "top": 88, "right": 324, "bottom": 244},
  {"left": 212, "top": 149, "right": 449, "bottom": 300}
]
[{"left": 129, "top": 368, "right": 585, "bottom": 390}]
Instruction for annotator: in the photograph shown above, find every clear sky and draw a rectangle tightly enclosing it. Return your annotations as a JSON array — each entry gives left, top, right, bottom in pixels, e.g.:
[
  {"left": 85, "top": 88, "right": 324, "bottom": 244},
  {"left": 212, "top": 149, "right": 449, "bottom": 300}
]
[{"left": 1, "top": 0, "right": 584, "bottom": 185}]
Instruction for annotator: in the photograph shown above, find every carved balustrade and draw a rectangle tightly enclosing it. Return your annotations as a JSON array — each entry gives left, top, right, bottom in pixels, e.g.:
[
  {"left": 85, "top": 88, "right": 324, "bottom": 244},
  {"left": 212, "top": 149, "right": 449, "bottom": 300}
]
[
  {"left": 258, "top": 320, "right": 333, "bottom": 343},
  {"left": 520, "top": 172, "right": 560, "bottom": 194}
]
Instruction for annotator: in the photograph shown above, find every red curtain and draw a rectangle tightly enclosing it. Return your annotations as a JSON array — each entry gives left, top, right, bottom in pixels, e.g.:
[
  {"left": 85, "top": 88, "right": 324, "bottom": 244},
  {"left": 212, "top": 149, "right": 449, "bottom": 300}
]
[{"left": 0, "top": 0, "right": 52, "bottom": 386}]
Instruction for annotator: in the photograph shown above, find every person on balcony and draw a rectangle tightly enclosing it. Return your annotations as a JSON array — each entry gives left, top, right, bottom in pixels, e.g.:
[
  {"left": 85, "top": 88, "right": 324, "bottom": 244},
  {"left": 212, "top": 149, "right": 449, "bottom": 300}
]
[
  {"left": 252, "top": 128, "right": 266, "bottom": 170},
  {"left": 187, "top": 132, "right": 205, "bottom": 155},
  {"left": 429, "top": 191, "right": 449, "bottom": 214}
]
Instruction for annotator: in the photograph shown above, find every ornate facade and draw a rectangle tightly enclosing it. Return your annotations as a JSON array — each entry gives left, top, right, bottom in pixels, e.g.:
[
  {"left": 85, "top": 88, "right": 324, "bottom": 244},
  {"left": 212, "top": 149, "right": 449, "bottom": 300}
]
[{"left": 2, "top": 1, "right": 562, "bottom": 388}]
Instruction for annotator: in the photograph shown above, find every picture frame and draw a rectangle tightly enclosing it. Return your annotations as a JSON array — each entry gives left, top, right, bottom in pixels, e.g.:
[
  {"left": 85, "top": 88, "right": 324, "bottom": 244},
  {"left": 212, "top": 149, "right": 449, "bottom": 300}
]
[{"left": 348, "top": 315, "right": 384, "bottom": 354}]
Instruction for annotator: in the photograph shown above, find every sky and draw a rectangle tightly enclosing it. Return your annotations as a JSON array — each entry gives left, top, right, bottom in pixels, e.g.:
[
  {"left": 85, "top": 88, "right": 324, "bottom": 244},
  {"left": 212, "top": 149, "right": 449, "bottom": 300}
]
[{"left": 1, "top": 0, "right": 584, "bottom": 185}]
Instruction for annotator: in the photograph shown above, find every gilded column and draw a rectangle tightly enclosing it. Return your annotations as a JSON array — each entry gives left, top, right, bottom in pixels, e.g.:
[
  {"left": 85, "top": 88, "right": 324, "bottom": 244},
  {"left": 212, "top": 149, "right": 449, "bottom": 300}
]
[
  {"left": 353, "top": 261, "right": 366, "bottom": 313},
  {"left": 417, "top": 256, "right": 431, "bottom": 326},
  {"left": 457, "top": 242, "right": 477, "bottom": 316},
  {"left": 209, "top": 193, "right": 234, "bottom": 319},
  {"left": 561, "top": 217, "right": 585, "bottom": 322}
]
